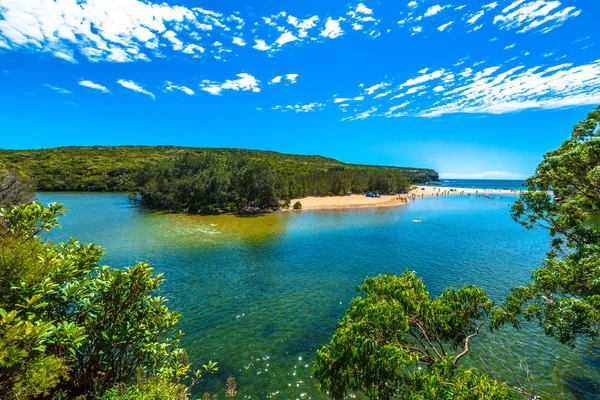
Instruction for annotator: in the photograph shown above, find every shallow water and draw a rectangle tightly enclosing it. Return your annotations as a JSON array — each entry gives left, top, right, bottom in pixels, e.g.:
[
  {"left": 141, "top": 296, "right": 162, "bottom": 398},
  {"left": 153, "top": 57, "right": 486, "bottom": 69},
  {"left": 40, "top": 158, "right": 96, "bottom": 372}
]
[{"left": 37, "top": 192, "right": 600, "bottom": 399}]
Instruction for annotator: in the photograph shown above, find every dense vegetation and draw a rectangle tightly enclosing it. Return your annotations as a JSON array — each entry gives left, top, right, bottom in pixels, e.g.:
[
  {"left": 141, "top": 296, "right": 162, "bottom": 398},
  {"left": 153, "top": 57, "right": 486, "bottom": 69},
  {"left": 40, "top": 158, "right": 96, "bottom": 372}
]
[
  {"left": 313, "top": 272, "right": 512, "bottom": 399},
  {"left": 0, "top": 202, "right": 220, "bottom": 399},
  {"left": 135, "top": 152, "right": 419, "bottom": 213},
  {"left": 493, "top": 105, "right": 600, "bottom": 344},
  {"left": 0, "top": 146, "right": 438, "bottom": 193}
]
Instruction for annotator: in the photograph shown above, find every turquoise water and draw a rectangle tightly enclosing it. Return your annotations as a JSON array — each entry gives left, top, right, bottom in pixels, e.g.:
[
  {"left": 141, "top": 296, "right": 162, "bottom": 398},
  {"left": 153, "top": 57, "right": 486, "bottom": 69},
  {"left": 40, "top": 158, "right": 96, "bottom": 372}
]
[
  {"left": 37, "top": 193, "right": 600, "bottom": 399},
  {"left": 435, "top": 179, "right": 527, "bottom": 190}
]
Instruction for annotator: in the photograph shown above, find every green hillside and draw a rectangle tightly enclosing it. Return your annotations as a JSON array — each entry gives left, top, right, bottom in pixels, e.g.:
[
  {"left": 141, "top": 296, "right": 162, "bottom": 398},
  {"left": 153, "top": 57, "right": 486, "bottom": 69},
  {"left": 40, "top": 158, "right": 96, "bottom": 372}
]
[{"left": 0, "top": 146, "right": 438, "bottom": 192}]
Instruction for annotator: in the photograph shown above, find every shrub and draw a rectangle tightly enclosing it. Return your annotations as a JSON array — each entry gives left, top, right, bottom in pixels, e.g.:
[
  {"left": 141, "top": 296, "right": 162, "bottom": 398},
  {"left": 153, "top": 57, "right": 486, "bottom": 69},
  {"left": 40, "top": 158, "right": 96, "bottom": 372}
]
[
  {"left": 293, "top": 201, "right": 302, "bottom": 210},
  {"left": 0, "top": 202, "right": 218, "bottom": 399}
]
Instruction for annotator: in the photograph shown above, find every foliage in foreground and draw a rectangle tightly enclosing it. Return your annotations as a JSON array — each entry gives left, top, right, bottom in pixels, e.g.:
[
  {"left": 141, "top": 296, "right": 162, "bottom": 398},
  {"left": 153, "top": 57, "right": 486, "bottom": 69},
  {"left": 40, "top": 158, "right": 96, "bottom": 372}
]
[
  {"left": 493, "top": 105, "right": 600, "bottom": 345},
  {"left": 0, "top": 202, "right": 216, "bottom": 399},
  {"left": 313, "top": 272, "right": 512, "bottom": 400}
]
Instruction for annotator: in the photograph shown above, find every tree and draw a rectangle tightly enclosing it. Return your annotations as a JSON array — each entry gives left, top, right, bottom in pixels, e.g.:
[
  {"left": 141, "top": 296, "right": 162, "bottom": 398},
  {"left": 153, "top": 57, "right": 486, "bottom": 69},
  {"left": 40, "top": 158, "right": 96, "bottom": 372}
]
[
  {"left": 493, "top": 105, "right": 600, "bottom": 345},
  {"left": 0, "top": 202, "right": 217, "bottom": 399},
  {"left": 0, "top": 166, "right": 34, "bottom": 208},
  {"left": 313, "top": 272, "right": 512, "bottom": 400}
]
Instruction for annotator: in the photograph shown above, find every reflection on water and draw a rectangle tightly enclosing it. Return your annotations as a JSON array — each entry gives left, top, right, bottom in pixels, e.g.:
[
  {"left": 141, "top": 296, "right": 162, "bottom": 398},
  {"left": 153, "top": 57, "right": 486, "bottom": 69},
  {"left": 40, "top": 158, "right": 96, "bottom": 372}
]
[{"left": 37, "top": 192, "right": 600, "bottom": 399}]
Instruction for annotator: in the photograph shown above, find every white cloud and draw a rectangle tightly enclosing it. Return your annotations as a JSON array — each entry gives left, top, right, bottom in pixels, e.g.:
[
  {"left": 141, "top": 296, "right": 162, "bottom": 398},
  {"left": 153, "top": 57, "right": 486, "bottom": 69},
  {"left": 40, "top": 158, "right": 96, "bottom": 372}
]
[
  {"left": 53, "top": 52, "right": 77, "bottom": 63},
  {"left": 286, "top": 15, "right": 319, "bottom": 38},
  {"left": 355, "top": 3, "right": 373, "bottom": 15},
  {"left": 165, "top": 81, "right": 195, "bottom": 95},
  {"left": 46, "top": 85, "right": 71, "bottom": 94},
  {"left": 420, "top": 61, "right": 600, "bottom": 117},
  {"left": 385, "top": 101, "right": 411, "bottom": 117},
  {"left": 494, "top": 0, "right": 581, "bottom": 33},
  {"left": 334, "top": 95, "right": 365, "bottom": 103},
  {"left": 437, "top": 21, "right": 453, "bottom": 31},
  {"left": 408, "top": 1, "right": 418, "bottom": 8},
  {"left": 374, "top": 90, "right": 392, "bottom": 99},
  {"left": 182, "top": 44, "right": 204, "bottom": 55},
  {"left": 163, "top": 30, "right": 183, "bottom": 51},
  {"left": 440, "top": 171, "right": 526, "bottom": 179},
  {"left": 347, "top": 3, "right": 378, "bottom": 34},
  {"left": 117, "top": 79, "right": 155, "bottom": 99},
  {"left": 0, "top": 0, "right": 200, "bottom": 62},
  {"left": 504, "top": 43, "right": 515, "bottom": 50},
  {"left": 467, "top": 11, "right": 485, "bottom": 24},
  {"left": 79, "top": 80, "right": 109, "bottom": 93},
  {"left": 253, "top": 40, "right": 271, "bottom": 51},
  {"left": 482, "top": 2, "right": 499, "bottom": 10},
  {"left": 364, "top": 82, "right": 389, "bottom": 95},
  {"left": 342, "top": 106, "right": 377, "bottom": 121},
  {"left": 320, "top": 18, "right": 343, "bottom": 39},
  {"left": 411, "top": 26, "right": 423, "bottom": 34},
  {"left": 401, "top": 69, "right": 444, "bottom": 86},
  {"left": 201, "top": 85, "right": 222, "bottom": 95},
  {"left": 200, "top": 73, "right": 261, "bottom": 95},
  {"left": 272, "top": 102, "right": 325, "bottom": 113},
  {"left": 268, "top": 73, "right": 297, "bottom": 85},
  {"left": 424, "top": 5, "right": 450, "bottom": 17},
  {"left": 232, "top": 37, "right": 246, "bottom": 46},
  {"left": 405, "top": 85, "right": 426, "bottom": 95},
  {"left": 275, "top": 32, "right": 298, "bottom": 46}
]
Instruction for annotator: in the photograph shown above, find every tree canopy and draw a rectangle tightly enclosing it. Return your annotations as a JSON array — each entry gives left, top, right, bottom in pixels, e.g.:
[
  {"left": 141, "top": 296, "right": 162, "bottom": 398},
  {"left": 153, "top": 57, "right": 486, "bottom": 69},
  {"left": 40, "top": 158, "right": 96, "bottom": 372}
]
[
  {"left": 493, "top": 105, "right": 600, "bottom": 345},
  {"left": 313, "top": 272, "right": 512, "bottom": 400},
  {"left": 135, "top": 152, "right": 416, "bottom": 213},
  {"left": 0, "top": 146, "right": 437, "bottom": 193},
  {"left": 0, "top": 202, "right": 217, "bottom": 399}
]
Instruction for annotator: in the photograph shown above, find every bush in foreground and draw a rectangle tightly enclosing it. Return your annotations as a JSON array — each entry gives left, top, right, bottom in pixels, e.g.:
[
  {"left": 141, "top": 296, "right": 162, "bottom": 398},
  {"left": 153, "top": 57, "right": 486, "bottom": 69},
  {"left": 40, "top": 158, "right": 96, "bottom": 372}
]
[
  {"left": 0, "top": 202, "right": 217, "bottom": 399},
  {"left": 313, "top": 272, "right": 512, "bottom": 400}
]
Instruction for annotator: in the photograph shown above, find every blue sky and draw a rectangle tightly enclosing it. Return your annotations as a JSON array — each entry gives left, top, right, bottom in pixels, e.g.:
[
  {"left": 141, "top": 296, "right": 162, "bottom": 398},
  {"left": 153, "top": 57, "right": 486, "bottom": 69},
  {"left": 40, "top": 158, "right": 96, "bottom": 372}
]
[{"left": 0, "top": 0, "right": 598, "bottom": 178}]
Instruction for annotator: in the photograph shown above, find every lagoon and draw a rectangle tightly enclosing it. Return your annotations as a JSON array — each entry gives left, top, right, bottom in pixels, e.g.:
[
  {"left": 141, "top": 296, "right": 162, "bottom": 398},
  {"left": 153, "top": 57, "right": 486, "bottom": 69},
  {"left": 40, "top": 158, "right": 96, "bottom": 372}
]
[{"left": 37, "top": 192, "right": 599, "bottom": 400}]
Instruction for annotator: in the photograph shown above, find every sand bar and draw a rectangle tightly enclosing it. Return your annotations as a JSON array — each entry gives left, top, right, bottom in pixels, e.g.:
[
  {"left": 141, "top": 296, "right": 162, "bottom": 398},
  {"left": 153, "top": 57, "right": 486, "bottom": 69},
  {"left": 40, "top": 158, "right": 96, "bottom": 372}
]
[{"left": 291, "top": 186, "right": 523, "bottom": 210}]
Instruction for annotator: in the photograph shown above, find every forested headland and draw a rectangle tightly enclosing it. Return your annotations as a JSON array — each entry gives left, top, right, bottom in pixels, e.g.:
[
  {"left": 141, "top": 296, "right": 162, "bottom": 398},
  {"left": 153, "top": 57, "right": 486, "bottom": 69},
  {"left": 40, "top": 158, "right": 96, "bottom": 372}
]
[{"left": 0, "top": 146, "right": 438, "bottom": 213}]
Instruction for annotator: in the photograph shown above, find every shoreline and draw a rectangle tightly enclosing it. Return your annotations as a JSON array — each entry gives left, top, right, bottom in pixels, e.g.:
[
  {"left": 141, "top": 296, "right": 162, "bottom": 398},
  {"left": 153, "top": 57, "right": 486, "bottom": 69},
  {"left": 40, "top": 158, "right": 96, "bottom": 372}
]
[{"left": 291, "top": 186, "right": 523, "bottom": 211}]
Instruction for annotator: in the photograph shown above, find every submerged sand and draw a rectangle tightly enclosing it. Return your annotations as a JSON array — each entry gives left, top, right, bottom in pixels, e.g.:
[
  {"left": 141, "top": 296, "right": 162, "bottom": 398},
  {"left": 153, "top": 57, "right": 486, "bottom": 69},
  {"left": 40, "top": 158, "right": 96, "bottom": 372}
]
[{"left": 291, "top": 186, "right": 522, "bottom": 210}]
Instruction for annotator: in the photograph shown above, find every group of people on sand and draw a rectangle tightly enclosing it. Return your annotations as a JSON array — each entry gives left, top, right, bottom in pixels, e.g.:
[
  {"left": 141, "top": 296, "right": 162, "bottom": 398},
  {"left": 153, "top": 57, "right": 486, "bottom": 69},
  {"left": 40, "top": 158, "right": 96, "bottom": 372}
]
[{"left": 390, "top": 186, "right": 524, "bottom": 204}]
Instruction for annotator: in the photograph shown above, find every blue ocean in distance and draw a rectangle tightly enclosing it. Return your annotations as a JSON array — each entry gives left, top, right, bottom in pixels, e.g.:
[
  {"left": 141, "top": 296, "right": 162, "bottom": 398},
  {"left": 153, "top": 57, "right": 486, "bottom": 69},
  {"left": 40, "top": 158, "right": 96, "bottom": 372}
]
[{"left": 433, "top": 179, "right": 527, "bottom": 190}]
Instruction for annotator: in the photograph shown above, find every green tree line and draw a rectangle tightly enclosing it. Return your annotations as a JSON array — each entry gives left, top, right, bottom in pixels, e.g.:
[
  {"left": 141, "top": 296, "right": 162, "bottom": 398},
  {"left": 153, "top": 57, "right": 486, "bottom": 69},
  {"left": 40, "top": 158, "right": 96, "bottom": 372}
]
[
  {"left": 134, "top": 153, "right": 414, "bottom": 213},
  {"left": 0, "top": 146, "right": 437, "bottom": 193}
]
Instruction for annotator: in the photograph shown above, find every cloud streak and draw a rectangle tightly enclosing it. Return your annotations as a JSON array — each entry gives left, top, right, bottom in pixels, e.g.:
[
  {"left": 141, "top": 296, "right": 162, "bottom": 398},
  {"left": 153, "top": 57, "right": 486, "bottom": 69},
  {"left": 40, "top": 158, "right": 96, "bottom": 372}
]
[{"left": 117, "top": 79, "right": 155, "bottom": 99}]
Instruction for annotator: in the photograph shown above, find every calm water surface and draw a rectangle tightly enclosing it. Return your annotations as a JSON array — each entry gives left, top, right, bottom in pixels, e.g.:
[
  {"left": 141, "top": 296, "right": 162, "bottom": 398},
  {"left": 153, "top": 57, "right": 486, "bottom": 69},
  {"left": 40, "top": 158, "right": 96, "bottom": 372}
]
[
  {"left": 37, "top": 193, "right": 600, "bottom": 400},
  {"left": 434, "top": 179, "right": 527, "bottom": 190}
]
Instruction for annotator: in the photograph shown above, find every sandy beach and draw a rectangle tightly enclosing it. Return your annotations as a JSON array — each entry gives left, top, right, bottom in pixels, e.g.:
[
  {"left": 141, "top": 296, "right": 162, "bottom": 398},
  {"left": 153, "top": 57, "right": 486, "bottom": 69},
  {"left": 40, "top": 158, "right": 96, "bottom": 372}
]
[{"left": 291, "top": 186, "right": 523, "bottom": 210}]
